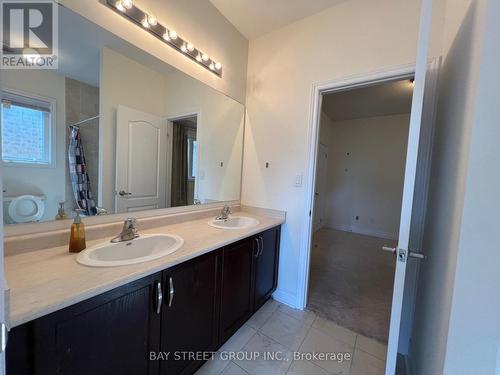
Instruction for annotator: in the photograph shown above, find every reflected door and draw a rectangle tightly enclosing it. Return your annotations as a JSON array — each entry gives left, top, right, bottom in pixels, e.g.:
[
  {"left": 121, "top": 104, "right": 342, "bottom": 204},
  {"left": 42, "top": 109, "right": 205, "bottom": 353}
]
[{"left": 115, "top": 105, "right": 167, "bottom": 213}]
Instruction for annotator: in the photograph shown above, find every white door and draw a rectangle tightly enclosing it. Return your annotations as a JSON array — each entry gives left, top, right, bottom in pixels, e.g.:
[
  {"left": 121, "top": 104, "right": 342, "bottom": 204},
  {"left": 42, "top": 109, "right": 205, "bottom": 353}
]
[
  {"left": 115, "top": 105, "right": 167, "bottom": 213},
  {"left": 385, "top": 0, "right": 438, "bottom": 373},
  {"left": 313, "top": 143, "right": 328, "bottom": 232}
]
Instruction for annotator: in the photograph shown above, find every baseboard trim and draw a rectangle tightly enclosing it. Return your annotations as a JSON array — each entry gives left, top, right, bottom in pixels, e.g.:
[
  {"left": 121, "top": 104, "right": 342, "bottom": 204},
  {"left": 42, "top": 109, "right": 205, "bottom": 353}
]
[
  {"left": 324, "top": 223, "right": 398, "bottom": 241},
  {"left": 272, "top": 288, "right": 299, "bottom": 309}
]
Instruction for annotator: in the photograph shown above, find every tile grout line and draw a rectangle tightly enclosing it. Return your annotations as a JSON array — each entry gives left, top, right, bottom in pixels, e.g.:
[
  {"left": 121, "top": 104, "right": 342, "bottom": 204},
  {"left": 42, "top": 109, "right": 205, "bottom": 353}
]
[
  {"left": 229, "top": 360, "right": 250, "bottom": 374},
  {"left": 347, "top": 333, "right": 359, "bottom": 375},
  {"left": 287, "top": 322, "right": 315, "bottom": 374}
]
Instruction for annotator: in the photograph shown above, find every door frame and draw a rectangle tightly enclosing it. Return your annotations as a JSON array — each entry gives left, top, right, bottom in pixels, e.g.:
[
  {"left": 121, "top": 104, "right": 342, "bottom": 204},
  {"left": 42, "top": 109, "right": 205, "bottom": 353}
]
[
  {"left": 312, "top": 142, "right": 328, "bottom": 233},
  {"left": 166, "top": 110, "right": 202, "bottom": 207},
  {"left": 298, "top": 63, "right": 416, "bottom": 312}
]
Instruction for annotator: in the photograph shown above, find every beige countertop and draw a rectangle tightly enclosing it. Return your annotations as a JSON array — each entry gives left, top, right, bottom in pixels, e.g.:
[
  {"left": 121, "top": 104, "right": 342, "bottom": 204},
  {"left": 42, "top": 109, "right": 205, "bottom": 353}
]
[{"left": 5, "top": 212, "right": 284, "bottom": 328}]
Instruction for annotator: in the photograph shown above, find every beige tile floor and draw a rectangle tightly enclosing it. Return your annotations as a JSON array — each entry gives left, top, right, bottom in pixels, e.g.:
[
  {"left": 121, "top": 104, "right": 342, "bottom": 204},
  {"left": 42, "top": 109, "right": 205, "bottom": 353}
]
[{"left": 196, "top": 299, "right": 387, "bottom": 375}]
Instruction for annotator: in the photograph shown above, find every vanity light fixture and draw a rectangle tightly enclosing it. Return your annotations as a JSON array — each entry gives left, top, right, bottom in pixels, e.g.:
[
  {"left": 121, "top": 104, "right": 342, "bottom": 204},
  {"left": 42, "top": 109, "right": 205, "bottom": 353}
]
[
  {"left": 105, "top": 0, "right": 222, "bottom": 77},
  {"left": 169, "top": 30, "right": 178, "bottom": 40}
]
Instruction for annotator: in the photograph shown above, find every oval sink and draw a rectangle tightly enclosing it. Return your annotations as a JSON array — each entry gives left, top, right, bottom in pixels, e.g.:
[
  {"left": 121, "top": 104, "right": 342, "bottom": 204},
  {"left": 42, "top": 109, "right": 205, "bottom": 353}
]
[
  {"left": 76, "top": 234, "right": 184, "bottom": 267},
  {"left": 208, "top": 216, "right": 260, "bottom": 230}
]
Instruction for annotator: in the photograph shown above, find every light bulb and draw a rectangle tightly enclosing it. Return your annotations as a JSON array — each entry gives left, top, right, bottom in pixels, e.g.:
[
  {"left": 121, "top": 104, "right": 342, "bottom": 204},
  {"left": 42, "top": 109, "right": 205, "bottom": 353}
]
[
  {"left": 120, "top": 0, "right": 133, "bottom": 10},
  {"left": 187, "top": 43, "right": 194, "bottom": 52},
  {"left": 214, "top": 62, "right": 222, "bottom": 70},
  {"left": 196, "top": 54, "right": 202, "bottom": 62},
  {"left": 147, "top": 14, "right": 157, "bottom": 26},
  {"left": 163, "top": 32, "right": 171, "bottom": 41},
  {"left": 169, "top": 30, "right": 177, "bottom": 40},
  {"left": 202, "top": 53, "right": 209, "bottom": 62},
  {"left": 141, "top": 17, "right": 149, "bottom": 28},
  {"left": 209, "top": 63, "right": 215, "bottom": 70},
  {"left": 181, "top": 44, "right": 188, "bottom": 53},
  {"left": 115, "top": 1, "right": 125, "bottom": 12}
]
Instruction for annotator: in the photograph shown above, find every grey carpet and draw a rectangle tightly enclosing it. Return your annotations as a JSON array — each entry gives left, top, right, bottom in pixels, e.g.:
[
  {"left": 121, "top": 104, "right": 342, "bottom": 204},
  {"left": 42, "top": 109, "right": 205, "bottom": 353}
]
[{"left": 307, "top": 228, "right": 396, "bottom": 343}]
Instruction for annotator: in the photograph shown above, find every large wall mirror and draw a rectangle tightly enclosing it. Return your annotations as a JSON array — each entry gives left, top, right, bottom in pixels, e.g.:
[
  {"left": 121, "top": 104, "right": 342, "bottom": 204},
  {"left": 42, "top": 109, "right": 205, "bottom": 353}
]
[{"left": 1, "top": 4, "right": 244, "bottom": 228}]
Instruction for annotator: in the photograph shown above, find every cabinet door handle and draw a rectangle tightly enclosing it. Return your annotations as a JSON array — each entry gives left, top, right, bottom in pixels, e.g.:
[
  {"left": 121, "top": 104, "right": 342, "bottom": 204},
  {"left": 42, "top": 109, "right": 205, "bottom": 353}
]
[
  {"left": 154, "top": 280, "right": 163, "bottom": 315},
  {"left": 259, "top": 236, "right": 264, "bottom": 256},
  {"left": 168, "top": 276, "right": 175, "bottom": 307},
  {"left": 254, "top": 237, "right": 260, "bottom": 257}
]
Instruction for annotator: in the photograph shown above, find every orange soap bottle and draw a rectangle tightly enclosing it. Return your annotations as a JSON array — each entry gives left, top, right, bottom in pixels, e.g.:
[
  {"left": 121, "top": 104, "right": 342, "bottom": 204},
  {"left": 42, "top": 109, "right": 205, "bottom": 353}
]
[{"left": 69, "top": 210, "right": 86, "bottom": 253}]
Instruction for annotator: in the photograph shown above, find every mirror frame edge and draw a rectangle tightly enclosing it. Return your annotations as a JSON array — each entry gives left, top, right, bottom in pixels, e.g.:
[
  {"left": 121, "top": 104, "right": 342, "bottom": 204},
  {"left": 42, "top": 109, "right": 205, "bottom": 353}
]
[{"left": 4, "top": 200, "right": 240, "bottom": 238}]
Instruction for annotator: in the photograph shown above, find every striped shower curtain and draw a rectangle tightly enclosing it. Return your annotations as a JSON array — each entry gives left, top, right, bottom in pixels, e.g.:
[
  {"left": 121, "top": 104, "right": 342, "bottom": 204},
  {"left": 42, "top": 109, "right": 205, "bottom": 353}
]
[{"left": 68, "top": 127, "right": 97, "bottom": 216}]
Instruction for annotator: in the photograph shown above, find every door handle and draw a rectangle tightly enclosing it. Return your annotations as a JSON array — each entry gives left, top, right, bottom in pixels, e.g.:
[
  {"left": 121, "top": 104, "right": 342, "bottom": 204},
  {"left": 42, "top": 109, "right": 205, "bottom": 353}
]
[
  {"left": 254, "top": 237, "right": 260, "bottom": 257},
  {"left": 258, "top": 236, "right": 264, "bottom": 256},
  {"left": 154, "top": 280, "right": 163, "bottom": 315},
  {"left": 381, "top": 246, "right": 426, "bottom": 260},
  {"left": 118, "top": 190, "right": 132, "bottom": 197},
  {"left": 168, "top": 276, "right": 174, "bottom": 307},
  {"left": 382, "top": 246, "right": 397, "bottom": 253}
]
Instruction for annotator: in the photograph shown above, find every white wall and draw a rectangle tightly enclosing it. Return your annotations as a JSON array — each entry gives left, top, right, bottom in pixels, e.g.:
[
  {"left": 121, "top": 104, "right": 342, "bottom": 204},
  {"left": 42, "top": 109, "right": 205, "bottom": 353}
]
[
  {"left": 2, "top": 70, "right": 66, "bottom": 222},
  {"left": 409, "top": 0, "right": 500, "bottom": 374},
  {"left": 411, "top": 0, "right": 500, "bottom": 373},
  {"left": 100, "top": 48, "right": 169, "bottom": 213},
  {"left": 58, "top": 0, "right": 248, "bottom": 103},
  {"left": 242, "top": 0, "right": 421, "bottom": 307},
  {"left": 319, "top": 113, "right": 409, "bottom": 240},
  {"left": 443, "top": 1, "right": 500, "bottom": 373},
  {"left": 164, "top": 70, "right": 244, "bottom": 204}
]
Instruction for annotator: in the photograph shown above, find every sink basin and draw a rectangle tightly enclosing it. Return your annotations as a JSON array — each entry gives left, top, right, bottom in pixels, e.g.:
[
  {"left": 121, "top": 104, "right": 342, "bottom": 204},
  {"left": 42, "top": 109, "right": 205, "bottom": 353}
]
[
  {"left": 76, "top": 234, "right": 184, "bottom": 267},
  {"left": 208, "top": 216, "right": 260, "bottom": 230}
]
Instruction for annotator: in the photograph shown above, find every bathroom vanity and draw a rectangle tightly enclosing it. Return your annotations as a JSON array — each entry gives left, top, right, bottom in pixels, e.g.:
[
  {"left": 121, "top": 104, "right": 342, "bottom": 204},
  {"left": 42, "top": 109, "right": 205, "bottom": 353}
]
[{"left": 5, "top": 211, "right": 282, "bottom": 375}]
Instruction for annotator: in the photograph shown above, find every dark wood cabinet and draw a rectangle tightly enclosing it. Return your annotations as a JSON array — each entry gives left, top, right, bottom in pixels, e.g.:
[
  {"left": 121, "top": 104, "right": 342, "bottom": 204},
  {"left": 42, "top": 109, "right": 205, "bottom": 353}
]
[
  {"left": 219, "top": 237, "right": 256, "bottom": 342},
  {"left": 7, "top": 226, "right": 281, "bottom": 375},
  {"left": 7, "top": 273, "right": 163, "bottom": 375},
  {"left": 160, "top": 251, "right": 221, "bottom": 375},
  {"left": 254, "top": 227, "right": 281, "bottom": 310}
]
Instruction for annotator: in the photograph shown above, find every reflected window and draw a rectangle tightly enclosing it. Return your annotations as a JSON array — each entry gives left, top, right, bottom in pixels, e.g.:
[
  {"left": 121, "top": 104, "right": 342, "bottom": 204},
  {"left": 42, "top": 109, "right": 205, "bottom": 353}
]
[
  {"left": 187, "top": 136, "right": 197, "bottom": 181},
  {"left": 1, "top": 92, "right": 53, "bottom": 165}
]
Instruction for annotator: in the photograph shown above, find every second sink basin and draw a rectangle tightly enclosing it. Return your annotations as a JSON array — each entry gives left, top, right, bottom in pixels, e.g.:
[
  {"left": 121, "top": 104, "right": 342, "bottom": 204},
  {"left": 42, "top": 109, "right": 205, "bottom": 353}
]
[
  {"left": 76, "top": 234, "right": 184, "bottom": 267},
  {"left": 208, "top": 216, "right": 260, "bottom": 230}
]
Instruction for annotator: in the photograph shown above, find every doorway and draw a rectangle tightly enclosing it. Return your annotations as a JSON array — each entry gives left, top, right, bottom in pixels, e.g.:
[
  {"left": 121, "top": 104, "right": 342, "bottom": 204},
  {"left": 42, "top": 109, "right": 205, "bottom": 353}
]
[
  {"left": 304, "top": 76, "right": 417, "bottom": 375},
  {"left": 170, "top": 115, "right": 198, "bottom": 207}
]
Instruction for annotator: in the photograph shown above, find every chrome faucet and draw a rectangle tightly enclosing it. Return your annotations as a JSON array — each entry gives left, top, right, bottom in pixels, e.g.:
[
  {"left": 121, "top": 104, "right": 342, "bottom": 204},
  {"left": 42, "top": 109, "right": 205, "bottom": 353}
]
[
  {"left": 215, "top": 205, "right": 232, "bottom": 221},
  {"left": 111, "top": 218, "right": 139, "bottom": 243}
]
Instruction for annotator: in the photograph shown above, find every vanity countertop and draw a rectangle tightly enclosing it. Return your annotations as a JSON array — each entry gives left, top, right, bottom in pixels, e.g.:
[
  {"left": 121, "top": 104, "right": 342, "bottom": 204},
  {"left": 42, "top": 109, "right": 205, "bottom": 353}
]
[{"left": 5, "top": 212, "right": 284, "bottom": 328}]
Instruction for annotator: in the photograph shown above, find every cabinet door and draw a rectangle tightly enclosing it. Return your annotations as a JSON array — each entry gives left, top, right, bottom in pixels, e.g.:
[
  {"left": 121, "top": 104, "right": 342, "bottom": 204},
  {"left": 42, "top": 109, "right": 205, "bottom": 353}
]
[
  {"left": 219, "top": 237, "right": 256, "bottom": 343},
  {"left": 254, "top": 227, "right": 281, "bottom": 310},
  {"left": 8, "top": 273, "right": 163, "bottom": 375},
  {"left": 160, "top": 251, "right": 221, "bottom": 375}
]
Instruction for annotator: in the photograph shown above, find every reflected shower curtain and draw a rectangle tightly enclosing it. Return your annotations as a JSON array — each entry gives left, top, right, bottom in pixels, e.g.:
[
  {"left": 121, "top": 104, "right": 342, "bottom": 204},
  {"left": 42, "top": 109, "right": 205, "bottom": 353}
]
[
  {"left": 170, "top": 123, "right": 189, "bottom": 207},
  {"left": 68, "top": 127, "right": 97, "bottom": 216}
]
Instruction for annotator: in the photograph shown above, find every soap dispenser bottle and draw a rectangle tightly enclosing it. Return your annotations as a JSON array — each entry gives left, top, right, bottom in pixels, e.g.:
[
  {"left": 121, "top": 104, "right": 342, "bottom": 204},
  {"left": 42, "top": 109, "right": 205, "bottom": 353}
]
[
  {"left": 55, "top": 202, "right": 68, "bottom": 220},
  {"left": 69, "top": 209, "right": 86, "bottom": 253}
]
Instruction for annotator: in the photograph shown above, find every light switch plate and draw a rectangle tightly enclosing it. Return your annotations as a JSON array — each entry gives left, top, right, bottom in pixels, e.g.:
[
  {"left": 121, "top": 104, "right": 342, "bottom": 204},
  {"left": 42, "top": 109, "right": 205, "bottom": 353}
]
[{"left": 294, "top": 174, "right": 303, "bottom": 187}]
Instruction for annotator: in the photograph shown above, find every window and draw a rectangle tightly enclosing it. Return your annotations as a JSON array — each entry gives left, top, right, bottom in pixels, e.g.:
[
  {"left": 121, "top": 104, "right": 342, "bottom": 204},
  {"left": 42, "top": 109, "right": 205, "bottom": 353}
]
[
  {"left": 1, "top": 91, "right": 53, "bottom": 165},
  {"left": 187, "top": 134, "right": 198, "bottom": 181}
]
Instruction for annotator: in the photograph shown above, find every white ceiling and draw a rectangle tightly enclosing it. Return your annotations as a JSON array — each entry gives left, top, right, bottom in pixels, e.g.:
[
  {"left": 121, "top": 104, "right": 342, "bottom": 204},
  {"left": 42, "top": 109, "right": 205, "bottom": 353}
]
[
  {"left": 209, "top": 0, "right": 345, "bottom": 40},
  {"left": 322, "top": 79, "right": 415, "bottom": 122}
]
